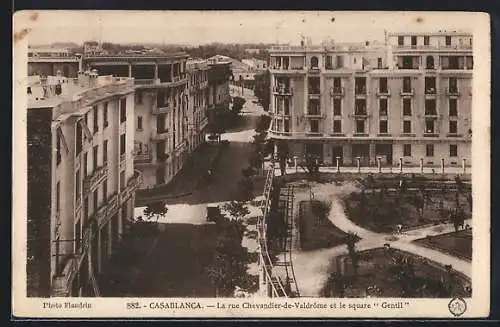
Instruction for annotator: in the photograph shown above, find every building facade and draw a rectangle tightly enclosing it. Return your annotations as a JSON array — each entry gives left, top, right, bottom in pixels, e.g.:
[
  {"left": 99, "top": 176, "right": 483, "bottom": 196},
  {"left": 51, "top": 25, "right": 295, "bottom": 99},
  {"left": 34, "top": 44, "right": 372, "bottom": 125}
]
[
  {"left": 27, "top": 71, "right": 140, "bottom": 297},
  {"left": 186, "top": 59, "right": 210, "bottom": 152},
  {"left": 267, "top": 31, "right": 472, "bottom": 168},
  {"left": 28, "top": 46, "right": 82, "bottom": 78},
  {"left": 207, "top": 55, "right": 233, "bottom": 111}
]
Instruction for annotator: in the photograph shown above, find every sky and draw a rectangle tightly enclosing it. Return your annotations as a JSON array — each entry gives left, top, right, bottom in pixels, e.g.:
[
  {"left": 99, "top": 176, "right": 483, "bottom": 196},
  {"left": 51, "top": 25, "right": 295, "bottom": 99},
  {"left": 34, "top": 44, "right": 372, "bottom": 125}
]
[{"left": 14, "top": 11, "right": 481, "bottom": 46}]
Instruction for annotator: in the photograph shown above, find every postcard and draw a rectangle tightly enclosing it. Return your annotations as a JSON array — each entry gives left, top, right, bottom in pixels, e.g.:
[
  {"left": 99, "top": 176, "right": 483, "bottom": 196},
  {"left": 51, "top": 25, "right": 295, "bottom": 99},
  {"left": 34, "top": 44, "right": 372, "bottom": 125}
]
[{"left": 12, "top": 10, "right": 490, "bottom": 318}]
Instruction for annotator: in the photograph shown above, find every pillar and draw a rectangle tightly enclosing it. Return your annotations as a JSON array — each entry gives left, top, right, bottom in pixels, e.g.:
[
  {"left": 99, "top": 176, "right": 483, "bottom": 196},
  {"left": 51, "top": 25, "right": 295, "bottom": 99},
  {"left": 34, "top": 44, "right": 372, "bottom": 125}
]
[
  {"left": 462, "top": 158, "right": 467, "bottom": 174},
  {"left": 356, "top": 157, "right": 361, "bottom": 173},
  {"left": 336, "top": 156, "right": 341, "bottom": 173},
  {"left": 128, "top": 63, "right": 132, "bottom": 78},
  {"left": 170, "top": 64, "right": 174, "bottom": 82},
  {"left": 154, "top": 63, "right": 159, "bottom": 81},
  {"left": 369, "top": 143, "right": 376, "bottom": 166},
  {"left": 399, "top": 157, "right": 403, "bottom": 173},
  {"left": 420, "top": 158, "right": 424, "bottom": 173},
  {"left": 377, "top": 156, "right": 382, "bottom": 173},
  {"left": 294, "top": 155, "right": 298, "bottom": 173},
  {"left": 441, "top": 158, "right": 445, "bottom": 174}
]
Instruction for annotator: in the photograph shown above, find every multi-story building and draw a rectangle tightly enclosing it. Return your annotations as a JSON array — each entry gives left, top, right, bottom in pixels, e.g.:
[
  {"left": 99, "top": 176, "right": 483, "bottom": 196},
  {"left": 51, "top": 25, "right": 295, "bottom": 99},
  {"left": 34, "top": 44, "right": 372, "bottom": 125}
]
[
  {"left": 207, "top": 55, "right": 232, "bottom": 111},
  {"left": 27, "top": 71, "right": 140, "bottom": 297},
  {"left": 186, "top": 58, "right": 210, "bottom": 152},
  {"left": 267, "top": 31, "right": 472, "bottom": 168},
  {"left": 28, "top": 46, "right": 82, "bottom": 77},
  {"left": 83, "top": 52, "right": 191, "bottom": 189}
]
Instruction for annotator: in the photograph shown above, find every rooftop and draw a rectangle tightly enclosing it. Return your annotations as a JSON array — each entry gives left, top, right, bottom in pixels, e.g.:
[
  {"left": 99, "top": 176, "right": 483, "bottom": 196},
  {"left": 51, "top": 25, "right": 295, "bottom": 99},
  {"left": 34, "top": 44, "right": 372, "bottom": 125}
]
[{"left": 387, "top": 30, "right": 472, "bottom": 37}]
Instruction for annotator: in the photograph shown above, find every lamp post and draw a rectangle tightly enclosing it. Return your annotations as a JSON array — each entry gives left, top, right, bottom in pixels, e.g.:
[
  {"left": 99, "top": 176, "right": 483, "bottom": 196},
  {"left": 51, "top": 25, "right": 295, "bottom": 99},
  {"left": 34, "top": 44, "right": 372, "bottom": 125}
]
[
  {"left": 356, "top": 156, "right": 361, "bottom": 173},
  {"left": 420, "top": 158, "right": 424, "bottom": 174},
  {"left": 462, "top": 158, "right": 467, "bottom": 174},
  {"left": 399, "top": 157, "right": 403, "bottom": 174},
  {"left": 377, "top": 156, "right": 382, "bottom": 174},
  {"left": 441, "top": 158, "right": 445, "bottom": 175},
  {"left": 336, "top": 156, "right": 341, "bottom": 173}
]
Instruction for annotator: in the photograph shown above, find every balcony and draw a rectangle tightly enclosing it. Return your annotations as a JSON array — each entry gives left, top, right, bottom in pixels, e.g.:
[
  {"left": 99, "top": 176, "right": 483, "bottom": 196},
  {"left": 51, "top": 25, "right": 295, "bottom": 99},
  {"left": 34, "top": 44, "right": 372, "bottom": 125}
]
[
  {"left": 134, "top": 150, "right": 152, "bottom": 164},
  {"left": 308, "top": 66, "right": 321, "bottom": 73},
  {"left": 134, "top": 78, "right": 159, "bottom": 85},
  {"left": 151, "top": 130, "right": 170, "bottom": 141},
  {"left": 152, "top": 103, "right": 171, "bottom": 115},
  {"left": 273, "top": 86, "right": 293, "bottom": 96},
  {"left": 83, "top": 165, "right": 108, "bottom": 194},
  {"left": 308, "top": 88, "right": 321, "bottom": 98},
  {"left": 445, "top": 88, "right": 460, "bottom": 97},
  {"left": 423, "top": 132, "right": 439, "bottom": 137},
  {"left": 355, "top": 87, "right": 367, "bottom": 97},
  {"left": 400, "top": 88, "right": 415, "bottom": 97},
  {"left": 305, "top": 109, "right": 324, "bottom": 118},
  {"left": 352, "top": 110, "right": 368, "bottom": 118},
  {"left": 330, "top": 87, "right": 345, "bottom": 97},
  {"left": 376, "top": 88, "right": 391, "bottom": 97},
  {"left": 425, "top": 87, "right": 437, "bottom": 96},
  {"left": 120, "top": 170, "right": 142, "bottom": 204},
  {"left": 306, "top": 131, "right": 322, "bottom": 136},
  {"left": 424, "top": 111, "right": 439, "bottom": 118}
]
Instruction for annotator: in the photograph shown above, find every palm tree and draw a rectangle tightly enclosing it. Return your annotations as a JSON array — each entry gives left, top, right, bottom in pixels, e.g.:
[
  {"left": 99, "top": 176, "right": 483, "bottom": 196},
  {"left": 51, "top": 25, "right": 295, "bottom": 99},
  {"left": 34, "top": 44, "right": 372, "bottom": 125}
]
[{"left": 344, "top": 232, "right": 360, "bottom": 277}]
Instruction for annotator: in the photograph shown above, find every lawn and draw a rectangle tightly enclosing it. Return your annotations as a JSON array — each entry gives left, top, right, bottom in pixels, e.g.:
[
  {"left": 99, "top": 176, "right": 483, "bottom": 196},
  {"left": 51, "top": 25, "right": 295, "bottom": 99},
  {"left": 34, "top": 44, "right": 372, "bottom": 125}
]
[
  {"left": 344, "top": 189, "right": 472, "bottom": 233},
  {"left": 298, "top": 200, "right": 354, "bottom": 251},
  {"left": 322, "top": 247, "right": 471, "bottom": 298},
  {"left": 414, "top": 229, "right": 472, "bottom": 261}
]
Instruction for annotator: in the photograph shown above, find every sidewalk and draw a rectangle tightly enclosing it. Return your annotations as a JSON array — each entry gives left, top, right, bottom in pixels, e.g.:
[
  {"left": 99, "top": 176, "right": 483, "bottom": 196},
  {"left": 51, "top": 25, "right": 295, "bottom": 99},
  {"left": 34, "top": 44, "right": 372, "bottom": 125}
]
[{"left": 136, "top": 143, "right": 224, "bottom": 204}]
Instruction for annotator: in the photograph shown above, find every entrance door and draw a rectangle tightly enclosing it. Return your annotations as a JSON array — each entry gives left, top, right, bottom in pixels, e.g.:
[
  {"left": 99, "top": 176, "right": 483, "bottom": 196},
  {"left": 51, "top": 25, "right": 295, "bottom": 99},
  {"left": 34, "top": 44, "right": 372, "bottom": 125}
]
[
  {"left": 351, "top": 144, "right": 370, "bottom": 166},
  {"left": 305, "top": 143, "right": 323, "bottom": 163},
  {"left": 332, "top": 146, "right": 343, "bottom": 165},
  {"left": 375, "top": 143, "right": 393, "bottom": 165}
]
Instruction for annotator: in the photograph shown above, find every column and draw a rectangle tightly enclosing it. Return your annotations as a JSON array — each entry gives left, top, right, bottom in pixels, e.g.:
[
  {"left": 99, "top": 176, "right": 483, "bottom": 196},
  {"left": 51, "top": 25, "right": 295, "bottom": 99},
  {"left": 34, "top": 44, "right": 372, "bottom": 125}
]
[
  {"left": 154, "top": 63, "right": 159, "bottom": 81},
  {"left": 170, "top": 64, "right": 174, "bottom": 82},
  {"left": 441, "top": 158, "right": 445, "bottom": 174},
  {"left": 128, "top": 63, "right": 132, "bottom": 78},
  {"left": 420, "top": 158, "right": 424, "bottom": 173},
  {"left": 356, "top": 157, "right": 361, "bottom": 173},
  {"left": 399, "top": 157, "right": 403, "bottom": 173},
  {"left": 462, "top": 158, "right": 467, "bottom": 174},
  {"left": 369, "top": 143, "right": 376, "bottom": 166},
  {"left": 336, "top": 156, "right": 341, "bottom": 173},
  {"left": 377, "top": 156, "right": 382, "bottom": 173},
  {"left": 294, "top": 155, "right": 298, "bottom": 172}
]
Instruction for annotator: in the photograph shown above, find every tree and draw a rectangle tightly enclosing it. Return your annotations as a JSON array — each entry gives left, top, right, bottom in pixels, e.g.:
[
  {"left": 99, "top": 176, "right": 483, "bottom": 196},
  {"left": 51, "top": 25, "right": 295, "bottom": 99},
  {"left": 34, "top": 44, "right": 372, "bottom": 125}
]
[
  {"left": 208, "top": 105, "right": 230, "bottom": 142},
  {"left": 344, "top": 232, "right": 360, "bottom": 277},
  {"left": 450, "top": 207, "right": 466, "bottom": 232},
  {"left": 396, "top": 256, "right": 417, "bottom": 297},
  {"left": 231, "top": 96, "right": 246, "bottom": 116},
  {"left": 254, "top": 70, "right": 271, "bottom": 111},
  {"left": 223, "top": 200, "right": 250, "bottom": 222},
  {"left": 143, "top": 201, "right": 168, "bottom": 223}
]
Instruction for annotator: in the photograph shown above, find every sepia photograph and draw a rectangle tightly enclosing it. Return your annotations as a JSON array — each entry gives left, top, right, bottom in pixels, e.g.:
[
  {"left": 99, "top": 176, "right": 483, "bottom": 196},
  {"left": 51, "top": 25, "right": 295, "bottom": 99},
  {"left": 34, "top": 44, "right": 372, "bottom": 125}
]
[{"left": 12, "top": 10, "right": 490, "bottom": 318}]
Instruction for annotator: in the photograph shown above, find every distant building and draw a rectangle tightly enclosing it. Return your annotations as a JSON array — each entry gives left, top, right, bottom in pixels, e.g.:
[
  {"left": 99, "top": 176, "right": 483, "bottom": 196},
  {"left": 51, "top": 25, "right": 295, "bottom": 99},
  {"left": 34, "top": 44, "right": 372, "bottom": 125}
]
[
  {"left": 245, "top": 48, "right": 261, "bottom": 55},
  {"left": 207, "top": 55, "right": 233, "bottom": 110},
  {"left": 242, "top": 58, "right": 267, "bottom": 70},
  {"left": 83, "top": 41, "right": 108, "bottom": 57},
  {"left": 267, "top": 31, "right": 472, "bottom": 168},
  {"left": 27, "top": 71, "right": 139, "bottom": 297},
  {"left": 28, "top": 46, "right": 82, "bottom": 78}
]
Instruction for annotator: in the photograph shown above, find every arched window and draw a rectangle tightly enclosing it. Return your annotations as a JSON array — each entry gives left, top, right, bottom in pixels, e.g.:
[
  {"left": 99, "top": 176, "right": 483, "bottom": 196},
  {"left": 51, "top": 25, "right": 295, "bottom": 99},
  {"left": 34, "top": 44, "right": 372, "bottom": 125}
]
[
  {"left": 310, "top": 56, "right": 319, "bottom": 68},
  {"left": 426, "top": 56, "right": 434, "bottom": 69}
]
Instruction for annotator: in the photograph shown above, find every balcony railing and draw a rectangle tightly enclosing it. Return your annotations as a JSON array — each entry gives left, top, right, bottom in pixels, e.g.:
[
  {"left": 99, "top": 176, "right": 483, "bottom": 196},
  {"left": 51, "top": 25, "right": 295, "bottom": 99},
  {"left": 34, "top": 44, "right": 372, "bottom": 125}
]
[
  {"left": 83, "top": 165, "right": 108, "bottom": 194},
  {"left": 424, "top": 111, "right": 439, "bottom": 117},
  {"left": 445, "top": 88, "right": 460, "bottom": 97},
  {"left": 134, "top": 150, "right": 152, "bottom": 164},
  {"left": 273, "top": 86, "right": 293, "bottom": 95},
  {"left": 308, "top": 66, "right": 321, "bottom": 73},
  {"left": 308, "top": 88, "right": 321, "bottom": 97},
  {"left": 151, "top": 130, "right": 170, "bottom": 141},
  {"left": 376, "top": 88, "right": 391, "bottom": 97},
  {"left": 134, "top": 78, "right": 159, "bottom": 85},
  {"left": 120, "top": 170, "right": 142, "bottom": 204},
  {"left": 152, "top": 103, "right": 171, "bottom": 115},
  {"left": 355, "top": 87, "right": 367, "bottom": 95},
  {"left": 425, "top": 87, "right": 437, "bottom": 95},
  {"left": 305, "top": 109, "right": 324, "bottom": 118},
  {"left": 330, "top": 87, "right": 345, "bottom": 97},
  {"left": 400, "top": 88, "right": 415, "bottom": 96},
  {"left": 353, "top": 110, "right": 368, "bottom": 117}
]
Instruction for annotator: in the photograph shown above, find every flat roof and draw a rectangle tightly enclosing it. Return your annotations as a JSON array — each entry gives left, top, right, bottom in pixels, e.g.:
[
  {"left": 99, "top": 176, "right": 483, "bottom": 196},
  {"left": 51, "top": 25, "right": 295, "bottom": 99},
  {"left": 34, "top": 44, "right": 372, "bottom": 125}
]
[{"left": 28, "top": 79, "right": 87, "bottom": 109}]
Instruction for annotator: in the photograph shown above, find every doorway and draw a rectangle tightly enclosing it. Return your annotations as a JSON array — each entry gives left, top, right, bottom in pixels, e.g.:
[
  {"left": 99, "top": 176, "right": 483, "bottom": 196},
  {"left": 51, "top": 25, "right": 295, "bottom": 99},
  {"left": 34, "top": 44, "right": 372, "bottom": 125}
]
[
  {"left": 305, "top": 143, "right": 323, "bottom": 163},
  {"left": 351, "top": 144, "right": 370, "bottom": 166},
  {"left": 332, "top": 146, "right": 343, "bottom": 165},
  {"left": 375, "top": 143, "right": 393, "bottom": 165}
]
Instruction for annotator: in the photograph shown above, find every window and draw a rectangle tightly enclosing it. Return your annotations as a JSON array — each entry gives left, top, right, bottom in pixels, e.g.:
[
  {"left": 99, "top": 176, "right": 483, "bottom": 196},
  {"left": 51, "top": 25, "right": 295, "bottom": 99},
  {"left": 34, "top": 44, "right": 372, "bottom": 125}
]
[
  {"left": 75, "top": 170, "right": 81, "bottom": 204},
  {"left": 445, "top": 35, "right": 452, "bottom": 46},
  {"left": 425, "top": 120, "right": 435, "bottom": 134},
  {"left": 310, "top": 56, "right": 319, "bottom": 68},
  {"left": 450, "top": 144, "right": 458, "bottom": 157},
  {"left": 120, "top": 133, "right": 126, "bottom": 156},
  {"left": 333, "top": 120, "right": 342, "bottom": 133},
  {"left": 424, "top": 36, "right": 430, "bottom": 46},
  {"left": 120, "top": 98, "right": 127, "bottom": 123},
  {"left": 83, "top": 152, "right": 88, "bottom": 177},
  {"left": 403, "top": 99, "right": 412, "bottom": 116},
  {"left": 93, "top": 145, "right": 99, "bottom": 171},
  {"left": 379, "top": 120, "right": 388, "bottom": 134},
  {"left": 336, "top": 56, "right": 343, "bottom": 68},
  {"left": 426, "top": 144, "right": 435, "bottom": 157},
  {"left": 466, "top": 56, "right": 473, "bottom": 69},
  {"left": 93, "top": 189, "right": 98, "bottom": 213},
  {"left": 355, "top": 99, "right": 366, "bottom": 115},
  {"left": 56, "top": 181, "right": 60, "bottom": 213},
  {"left": 310, "top": 120, "right": 319, "bottom": 133},
  {"left": 103, "top": 140, "right": 108, "bottom": 165},
  {"left": 425, "top": 77, "right": 436, "bottom": 94},
  {"left": 137, "top": 116, "right": 143, "bottom": 130},
  {"left": 403, "top": 120, "right": 411, "bottom": 133},
  {"left": 120, "top": 170, "right": 125, "bottom": 190},
  {"left": 103, "top": 102, "right": 108, "bottom": 128},
  {"left": 157, "top": 114, "right": 166, "bottom": 133},
  {"left": 356, "top": 119, "right": 365, "bottom": 134},
  {"left": 425, "top": 99, "right": 437, "bottom": 115},
  {"left": 403, "top": 144, "right": 412, "bottom": 157},
  {"left": 56, "top": 130, "right": 61, "bottom": 165},
  {"left": 75, "top": 219, "right": 81, "bottom": 251},
  {"left": 426, "top": 56, "right": 435, "bottom": 69},
  {"left": 76, "top": 121, "right": 83, "bottom": 155},
  {"left": 333, "top": 99, "right": 342, "bottom": 116},
  {"left": 325, "top": 56, "right": 333, "bottom": 69},
  {"left": 398, "top": 36, "right": 404, "bottom": 46},
  {"left": 377, "top": 58, "right": 383, "bottom": 69},
  {"left": 449, "top": 99, "right": 458, "bottom": 116},
  {"left": 136, "top": 91, "right": 143, "bottom": 104},
  {"left": 379, "top": 99, "right": 388, "bottom": 116},
  {"left": 449, "top": 120, "right": 458, "bottom": 134},
  {"left": 403, "top": 77, "right": 411, "bottom": 92},
  {"left": 84, "top": 197, "right": 89, "bottom": 220},
  {"left": 93, "top": 106, "right": 98, "bottom": 133},
  {"left": 411, "top": 36, "right": 417, "bottom": 46},
  {"left": 102, "top": 178, "right": 108, "bottom": 203},
  {"left": 355, "top": 77, "right": 366, "bottom": 94},
  {"left": 379, "top": 77, "right": 388, "bottom": 93},
  {"left": 449, "top": 77, "right": 458, "bottom": 93}
]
